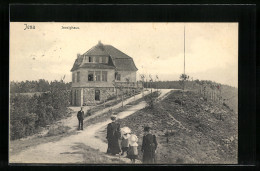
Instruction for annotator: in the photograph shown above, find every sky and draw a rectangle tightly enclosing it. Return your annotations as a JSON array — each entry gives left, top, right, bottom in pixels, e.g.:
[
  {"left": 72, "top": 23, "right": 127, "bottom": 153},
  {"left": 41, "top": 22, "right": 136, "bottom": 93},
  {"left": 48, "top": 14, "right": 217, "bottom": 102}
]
[{"left": 10, "top": 22, "right": 238, "bottom": 87}]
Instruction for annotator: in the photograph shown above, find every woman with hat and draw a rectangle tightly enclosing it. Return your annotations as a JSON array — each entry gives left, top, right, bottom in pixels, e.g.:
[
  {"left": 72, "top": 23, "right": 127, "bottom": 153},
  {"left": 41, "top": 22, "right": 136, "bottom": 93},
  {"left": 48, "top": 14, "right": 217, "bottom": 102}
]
[
  {"left": 141, "top": 126, "right": 158, "bottom": 164},
  {"left": 127, "top": 133, "right": 139, "bottom": 163},
  {"left": 106, "top": 114, "right": 121, "bottom": 155}
]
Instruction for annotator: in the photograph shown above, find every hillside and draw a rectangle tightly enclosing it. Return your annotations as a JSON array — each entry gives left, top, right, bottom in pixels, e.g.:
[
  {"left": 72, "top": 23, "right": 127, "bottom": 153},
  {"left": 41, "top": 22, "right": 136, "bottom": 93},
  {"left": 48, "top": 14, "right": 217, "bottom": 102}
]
[
  {"left": 145, "top": 80, "right": 238, "bottom": 113},
  {"left": 116, "top": 90, "right": 238, "bottom": 164}
]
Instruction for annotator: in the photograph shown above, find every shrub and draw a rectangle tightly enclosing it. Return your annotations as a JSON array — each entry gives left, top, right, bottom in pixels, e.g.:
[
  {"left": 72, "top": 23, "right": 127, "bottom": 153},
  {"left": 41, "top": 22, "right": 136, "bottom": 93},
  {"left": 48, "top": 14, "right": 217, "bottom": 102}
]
[
  {"left": 144, "top": 91, "right": 161, "bottom": 109},
  {"left": 10, "top": 80, "right": 71, "bottom": 140},
  {"left": 46, "top": 125, "right": 70, "bottom": 137}
]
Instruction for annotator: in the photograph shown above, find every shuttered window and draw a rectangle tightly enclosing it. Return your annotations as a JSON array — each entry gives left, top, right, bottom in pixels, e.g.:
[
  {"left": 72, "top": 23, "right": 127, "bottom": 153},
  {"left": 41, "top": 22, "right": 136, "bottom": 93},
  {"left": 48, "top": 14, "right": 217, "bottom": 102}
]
[{"left": 102, "top": 71, "right": 107, "bottom": 81}]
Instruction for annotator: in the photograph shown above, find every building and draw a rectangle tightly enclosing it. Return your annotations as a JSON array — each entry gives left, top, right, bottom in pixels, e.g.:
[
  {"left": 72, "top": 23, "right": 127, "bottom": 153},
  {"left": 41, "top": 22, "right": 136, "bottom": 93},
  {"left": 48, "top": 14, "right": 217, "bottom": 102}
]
[{"left": 70, "top": 41, "right": 142, "bottom": 106}]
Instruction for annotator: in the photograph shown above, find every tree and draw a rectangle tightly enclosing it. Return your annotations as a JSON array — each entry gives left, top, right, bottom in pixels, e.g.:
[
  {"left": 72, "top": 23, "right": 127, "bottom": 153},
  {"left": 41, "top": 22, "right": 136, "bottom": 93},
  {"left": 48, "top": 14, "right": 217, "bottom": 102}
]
[
  {"left": 140, "top": 74, "right": 145, "bottom": 97},
  {"left": 179, "top": 74, "right": 189, "bottom": 91},
  {"left": 125, "top": 78, "right": 130, "bottom": 95}
]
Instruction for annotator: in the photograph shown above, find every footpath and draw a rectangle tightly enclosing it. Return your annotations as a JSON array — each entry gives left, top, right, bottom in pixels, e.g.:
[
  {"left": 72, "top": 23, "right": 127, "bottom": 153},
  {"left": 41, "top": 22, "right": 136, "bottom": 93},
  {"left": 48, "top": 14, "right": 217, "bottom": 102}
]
[{"left": 9, "top": 89, "right": 172, "bottom": 164}]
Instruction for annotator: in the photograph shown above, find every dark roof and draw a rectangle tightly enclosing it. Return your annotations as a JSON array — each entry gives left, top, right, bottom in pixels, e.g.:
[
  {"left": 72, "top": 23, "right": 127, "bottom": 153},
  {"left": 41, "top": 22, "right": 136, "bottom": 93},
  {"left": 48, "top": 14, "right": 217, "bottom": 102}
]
[
  {"left": 113, "top": 58, "right": 138, "bottom": 71},
  {"left": 71, "top": 42, "right": 138, "bottom": 71},
  {"left": 83, "top": 43, "right": 108, "bottom": 56},
  {"left": 103, "top": 45, "right": 138, "bottom": 71},
  {"left": 71, "top": 57, "right": 84, "bottom": 71},
  {"left": 103, "top": 45, "right": 133, "bottom": 59}
]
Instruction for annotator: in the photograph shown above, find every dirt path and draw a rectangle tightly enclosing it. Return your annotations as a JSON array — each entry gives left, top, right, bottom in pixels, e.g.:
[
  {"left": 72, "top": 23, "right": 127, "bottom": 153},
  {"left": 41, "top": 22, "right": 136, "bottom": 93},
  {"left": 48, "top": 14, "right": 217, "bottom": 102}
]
[{"left": 10, "top": 89, "right": 172, "bottom": 164}]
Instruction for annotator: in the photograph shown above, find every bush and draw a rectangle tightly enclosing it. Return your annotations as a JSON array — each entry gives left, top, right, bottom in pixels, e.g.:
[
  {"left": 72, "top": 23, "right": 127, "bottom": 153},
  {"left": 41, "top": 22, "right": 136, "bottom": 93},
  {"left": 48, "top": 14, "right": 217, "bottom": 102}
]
[
  {"left": 46, "top": 125, "right": 70, "bottom": 137},
  {"left": 10, "top": 80, "right": 71, "bottom": 140},
  {"left": 144, "top": 91, "right": 161, "bottom": 109}
]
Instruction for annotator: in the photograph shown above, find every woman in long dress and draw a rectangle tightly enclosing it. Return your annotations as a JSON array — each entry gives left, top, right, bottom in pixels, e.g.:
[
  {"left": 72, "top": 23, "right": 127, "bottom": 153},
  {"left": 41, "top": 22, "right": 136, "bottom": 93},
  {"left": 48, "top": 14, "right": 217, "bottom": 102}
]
[
  {"left": 106, "top": 115, "right": 121, "bottom": 155},
  {"left": 141, "top": 126, "right": 158, "bottom": 164}
]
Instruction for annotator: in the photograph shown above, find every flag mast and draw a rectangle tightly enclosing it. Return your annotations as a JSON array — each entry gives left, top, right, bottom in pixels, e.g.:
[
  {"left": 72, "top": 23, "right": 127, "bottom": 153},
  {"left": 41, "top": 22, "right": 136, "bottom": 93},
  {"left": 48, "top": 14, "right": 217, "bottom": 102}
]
[
  {"left": 182, "top": 25, "right": 186, "bottom": 91},
  {"left": 184, "top": 25, "right": 186, "bottom": 75}
]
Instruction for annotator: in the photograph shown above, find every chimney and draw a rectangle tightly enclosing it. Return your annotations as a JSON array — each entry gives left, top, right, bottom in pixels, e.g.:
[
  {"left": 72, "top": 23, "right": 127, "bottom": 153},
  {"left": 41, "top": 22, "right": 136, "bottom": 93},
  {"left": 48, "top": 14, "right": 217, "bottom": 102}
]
[
  {"left": 98, "top": 40, "right": 104, "bottom": 50},
  {"left": 77, "top": 53, "right": 81, "bottom": 59}
]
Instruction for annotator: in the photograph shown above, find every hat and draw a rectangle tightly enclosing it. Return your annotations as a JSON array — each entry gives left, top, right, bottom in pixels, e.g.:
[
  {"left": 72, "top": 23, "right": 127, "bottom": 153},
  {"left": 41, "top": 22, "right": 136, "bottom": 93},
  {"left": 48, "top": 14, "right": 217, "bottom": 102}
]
[
  {"left": 110, "top": 114, "right": 117, "bottom": 120},
  {"left": 129, "top": 134, "right": 138, "bottom": 146},
  {"left": 144, "top": 126, "right": 151, "bottom": 132},
  {"left": 121, "top": 127, "right": 131, "bottom": 134}
]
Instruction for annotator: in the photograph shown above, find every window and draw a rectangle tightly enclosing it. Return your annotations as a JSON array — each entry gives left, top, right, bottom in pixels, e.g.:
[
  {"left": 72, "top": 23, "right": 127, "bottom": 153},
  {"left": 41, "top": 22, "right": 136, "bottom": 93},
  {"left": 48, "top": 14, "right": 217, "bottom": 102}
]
[
  {"left": 89, "top": 56, "right": 93, "bottom": 63},
  {"left": 77, "top": 72, "right": 80, "bottom": 82},
  {"left": 102, "top": 71, "right": 107, "bottom": 81},
  {"left": 101, "top": 57, "right": 107, "bottom": 63},
  {"left": 95, "top": 71, "right": 101, "bottom": 81},
  {"left": 72, "top": 73, "right": 75, "bottom": 83},
  {"left": 116, "top": 73, "right": 121, "bottom": 81},
  {"left": 88, "top": 71, "right": 94, "bottom": 81},
  {"left": 84, "top": 56, "right": 88, "bottom": 62},
  {"left": 95, "top": 56, "right": 99, "bottom": 63}
]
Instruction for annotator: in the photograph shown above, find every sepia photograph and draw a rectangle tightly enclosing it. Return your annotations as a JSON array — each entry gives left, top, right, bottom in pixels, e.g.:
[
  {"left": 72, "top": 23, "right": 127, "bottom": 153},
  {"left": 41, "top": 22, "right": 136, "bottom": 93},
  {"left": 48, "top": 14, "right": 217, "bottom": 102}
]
[{"left": 9, "top": 22, "right": 238, "bottom": 164}]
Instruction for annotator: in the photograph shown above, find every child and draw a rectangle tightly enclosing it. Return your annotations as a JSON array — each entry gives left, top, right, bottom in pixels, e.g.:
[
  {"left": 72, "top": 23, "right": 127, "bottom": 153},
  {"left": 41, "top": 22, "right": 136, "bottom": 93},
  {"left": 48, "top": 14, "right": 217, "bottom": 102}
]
[
  {"left": 127, "top": 134, "right": 139, "bottom": 163},
  {"left": 121, "top": 132, "right": 130, "bottom": 156},
  {"left": 120, "top": 127, "right": 131, "bottom": 156}
]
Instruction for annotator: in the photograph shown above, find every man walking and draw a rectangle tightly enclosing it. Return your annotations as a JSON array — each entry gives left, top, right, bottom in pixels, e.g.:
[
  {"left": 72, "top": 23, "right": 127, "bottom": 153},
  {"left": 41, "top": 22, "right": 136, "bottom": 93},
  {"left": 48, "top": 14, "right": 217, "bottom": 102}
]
[{"left": 77, "top": 107, "right": 84, "bottom": 130}]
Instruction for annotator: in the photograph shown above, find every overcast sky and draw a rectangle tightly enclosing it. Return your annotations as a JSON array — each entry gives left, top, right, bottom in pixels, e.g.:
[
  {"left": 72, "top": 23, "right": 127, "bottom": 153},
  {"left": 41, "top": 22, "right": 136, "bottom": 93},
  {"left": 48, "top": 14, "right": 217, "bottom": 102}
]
[{"left": 10, "top": 22, "right": 238, "bottom": 87}]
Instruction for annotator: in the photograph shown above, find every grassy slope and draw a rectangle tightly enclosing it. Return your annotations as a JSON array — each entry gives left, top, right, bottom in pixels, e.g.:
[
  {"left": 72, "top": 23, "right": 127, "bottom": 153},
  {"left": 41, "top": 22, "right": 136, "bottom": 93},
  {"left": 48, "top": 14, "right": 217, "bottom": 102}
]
[
  {"left": 116, "top": 90, "right": 238, "bottom": 164},
  {"left": 221, "top": 85, "right": 238, "bottom": 113}
]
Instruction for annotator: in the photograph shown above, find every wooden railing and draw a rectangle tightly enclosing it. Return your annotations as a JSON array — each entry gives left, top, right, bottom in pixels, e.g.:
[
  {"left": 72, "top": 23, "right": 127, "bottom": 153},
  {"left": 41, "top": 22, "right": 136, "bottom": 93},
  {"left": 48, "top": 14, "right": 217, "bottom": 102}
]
[{"left": 114, "top": 82, "right": 143, "bottom": 88}]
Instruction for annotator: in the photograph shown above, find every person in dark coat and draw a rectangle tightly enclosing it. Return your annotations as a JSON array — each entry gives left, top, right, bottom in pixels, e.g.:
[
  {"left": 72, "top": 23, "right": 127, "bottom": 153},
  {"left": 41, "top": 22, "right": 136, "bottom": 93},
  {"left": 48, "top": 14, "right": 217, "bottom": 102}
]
[
  {"left": 141, "top": 126, "right": 158, "bottom": 164},
  {"left": 77, "top": 107, "right": 84, "bottom": 130},
  {"left": 106, "top": 115, "right": 121, "bottom": 155}
]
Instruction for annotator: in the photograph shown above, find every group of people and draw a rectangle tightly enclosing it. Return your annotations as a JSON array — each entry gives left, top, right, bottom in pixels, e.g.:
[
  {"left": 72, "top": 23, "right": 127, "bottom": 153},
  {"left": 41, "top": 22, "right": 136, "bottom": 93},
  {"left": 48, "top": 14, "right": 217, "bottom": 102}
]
[
  {"left": 77, "top": 107, "right": 158, "bottom": 164},
  {"left": 106, "top": 114, "right": 158, "bottom": 164}
]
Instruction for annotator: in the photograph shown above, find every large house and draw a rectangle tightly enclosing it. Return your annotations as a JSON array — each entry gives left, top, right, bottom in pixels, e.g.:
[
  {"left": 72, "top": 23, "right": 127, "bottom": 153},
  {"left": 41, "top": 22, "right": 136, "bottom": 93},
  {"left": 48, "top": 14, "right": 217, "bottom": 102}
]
[{"left": 70, "top": 41, "right": 141, "bottom": 106}]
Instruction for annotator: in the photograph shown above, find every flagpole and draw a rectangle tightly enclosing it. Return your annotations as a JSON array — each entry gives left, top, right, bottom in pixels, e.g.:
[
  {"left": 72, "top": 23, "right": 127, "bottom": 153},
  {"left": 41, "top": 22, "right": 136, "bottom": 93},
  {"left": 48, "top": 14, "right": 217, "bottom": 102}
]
[
  {"left": 183, "top": 25, "right": 186, "bottom": 92},
  {"left": 184, "top": 25, "right": 185, "bottom": 75}
]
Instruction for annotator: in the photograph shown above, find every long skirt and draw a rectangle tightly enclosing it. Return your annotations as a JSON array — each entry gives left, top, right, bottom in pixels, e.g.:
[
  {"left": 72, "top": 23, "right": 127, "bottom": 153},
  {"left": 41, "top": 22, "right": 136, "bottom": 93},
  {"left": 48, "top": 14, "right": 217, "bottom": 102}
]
[
  {"left": 143, "top": 150, "right": 156, "bottom": 164},
  {"left": 107, "top": 138, "right": 121, "bottom": 155}
]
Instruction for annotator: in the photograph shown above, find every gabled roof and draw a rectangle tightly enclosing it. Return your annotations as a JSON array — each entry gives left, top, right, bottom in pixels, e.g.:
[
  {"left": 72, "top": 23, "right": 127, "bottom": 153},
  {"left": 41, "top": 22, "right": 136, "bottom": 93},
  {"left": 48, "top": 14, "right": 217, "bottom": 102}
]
[
  {"left": 83, "top": 42, "right": 108, "bottom": 56},
  {"left": 71, "top": 42, "right": 138, "bottom": 72},
  {"left": 103, "top": 45, "right": 133, "bottom": 59}
]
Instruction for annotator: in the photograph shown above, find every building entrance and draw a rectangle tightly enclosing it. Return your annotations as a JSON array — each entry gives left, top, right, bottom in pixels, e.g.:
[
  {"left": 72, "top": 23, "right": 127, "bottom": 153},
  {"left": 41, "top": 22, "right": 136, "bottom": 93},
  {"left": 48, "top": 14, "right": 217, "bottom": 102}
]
[{"left": 95, "top": 90, "right": 100, "bottom": 101}]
